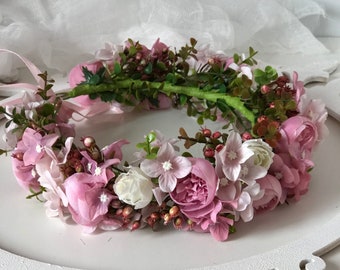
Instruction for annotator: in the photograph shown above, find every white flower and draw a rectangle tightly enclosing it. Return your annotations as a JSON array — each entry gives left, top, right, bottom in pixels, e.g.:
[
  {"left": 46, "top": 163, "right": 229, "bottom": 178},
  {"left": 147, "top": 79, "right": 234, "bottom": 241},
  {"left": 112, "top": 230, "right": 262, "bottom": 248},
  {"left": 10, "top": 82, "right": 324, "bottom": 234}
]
[
  {"left": 113, "top": 167, "right": 153, "bottom": 209},
  {"left": 243, "top": 139, "right": 274, "bottom": 170}
]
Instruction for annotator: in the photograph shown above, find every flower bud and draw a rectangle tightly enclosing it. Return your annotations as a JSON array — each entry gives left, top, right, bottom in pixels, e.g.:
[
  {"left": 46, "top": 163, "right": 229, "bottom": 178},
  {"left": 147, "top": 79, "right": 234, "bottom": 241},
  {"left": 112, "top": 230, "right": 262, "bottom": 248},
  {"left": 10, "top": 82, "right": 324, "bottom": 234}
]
[
  {"left": 82, "top": 136, "right": 96, "bottom": 148},
  {"left": 169, "top": 205, "right": 180, "bottom": 218},
  {"left": 242, "top": 132, "right": 253, "bottom": 141},
  {"left": 150, "top": 212, "right": 160, "bottom": 221},
  {"left": 12, "top": 152, "right": 23, "bottom": 161},
  {"left": 163, "top": 213, "right": 171, "bottom": 224},
  {"left": 215, "top": 144, "right": 224, "bottom": 152},
  {"left": 122, "top": 206, "right": 133, "bottom": 217},
  {"left": 131, "top": 221, "right": 141, "bottom": 231},
  {"left": 212, "top": 131, "right": 221, "bottom": 139},
  {"left": 260, "top": 85, "right": 270, "bottom": 94},
  {"left": 204, "top": 148, "right": 215, "bottom": 158},
  {"left": 174, "top": 217, "right": 183, "bottom": 228},
  {"left": 257, "top": 115, "right": 268, "bottom": 123},
  {"left": 202, "top": 128, "right": 212, "bottom": 137}
]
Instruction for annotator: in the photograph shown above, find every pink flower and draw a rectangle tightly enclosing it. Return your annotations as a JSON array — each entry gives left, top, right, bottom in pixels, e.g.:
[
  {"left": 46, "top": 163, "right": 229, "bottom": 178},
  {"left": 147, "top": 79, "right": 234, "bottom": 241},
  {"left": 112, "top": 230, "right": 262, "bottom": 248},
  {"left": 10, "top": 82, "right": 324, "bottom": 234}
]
[
  {"left": 170, "top": 158, "right": 218, "bottom": 223},
  {"left": 253, "top": 175, "right": 283, "bottom": 214},
  {"left": 63, "top": 172, "right": 114, "bottom": 232},
  {"left": 150, "top": 38, "right": 168, "bottom": 59},
  {"left": 292, "top": 71, "right": 305, "bottom": 106},
  {"left": 80, "top": 150, "right": 120, "bottom": 184},
  {"left": 94, "top": 42, "right": 123, "bottom": 62},
  {"left": 16, "top": 128, "right": 59, "bottom": 166},
  {"left": 277, "top": 115, "right": 318, "bottom": 159},
  {"left": 101, "top": 139, "right": 129, "bottom": 161},
  {"left": 215, "top": 131, "right": 254, "bottom": 181},
  {"left": 35, "top": 156, "right": 68, "bottom": 217},
  {"left": 140, "top": 142, "right": 192, "bottom": 192},
  {"left": 269, "top": 154, "right": 299, "bottom": 190},
  {"left": 274, "top": 153, "right": 311, "bottom": 201},
  {"left": 299, "top": 97, "right": 329, "bottom": 142},
  {"left": 11, "top": 157, "right": 40, "bottom": 191}
]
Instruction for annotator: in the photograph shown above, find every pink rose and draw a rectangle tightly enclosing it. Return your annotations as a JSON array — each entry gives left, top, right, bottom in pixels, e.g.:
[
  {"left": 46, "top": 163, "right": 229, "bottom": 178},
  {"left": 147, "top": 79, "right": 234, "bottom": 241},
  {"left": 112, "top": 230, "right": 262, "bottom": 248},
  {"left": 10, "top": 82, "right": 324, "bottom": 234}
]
[
  {"left": 253, "top": 175, "right": 283, "bottom": 214},
  {"left": 170, "top": 158, "right": 218, "bottom": 223},
  {"left": 278, "top": 115, "right": 318, "bottom": 159},
  {"left": 63, "top": 172, "right": 114, "bottom": 232}
]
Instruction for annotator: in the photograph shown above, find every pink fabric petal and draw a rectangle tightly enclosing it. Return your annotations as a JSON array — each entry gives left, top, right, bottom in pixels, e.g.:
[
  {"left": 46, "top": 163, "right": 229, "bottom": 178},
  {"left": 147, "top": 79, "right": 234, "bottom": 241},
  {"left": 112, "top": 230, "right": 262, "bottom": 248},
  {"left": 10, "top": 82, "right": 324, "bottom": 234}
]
[
  {"left": 172, "top": 156, "right": 192, "bottom": 178},
  {"left": 159, "top": 173, "right": 177, "bottom": 192},
  {"left": 140, "top": 158, "right": 163, "bottom": 178}
]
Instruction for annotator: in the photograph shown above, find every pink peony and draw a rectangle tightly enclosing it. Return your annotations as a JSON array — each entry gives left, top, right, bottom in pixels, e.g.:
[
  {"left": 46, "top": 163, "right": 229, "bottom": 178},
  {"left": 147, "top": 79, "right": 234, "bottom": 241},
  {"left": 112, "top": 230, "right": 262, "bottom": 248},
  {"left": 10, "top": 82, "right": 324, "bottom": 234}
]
[
  {"left": 253, "top": 175, "right": 283, "bottom": 214},
  {"left": 170, "top": 158, "right": 218, "bottom": 223}
]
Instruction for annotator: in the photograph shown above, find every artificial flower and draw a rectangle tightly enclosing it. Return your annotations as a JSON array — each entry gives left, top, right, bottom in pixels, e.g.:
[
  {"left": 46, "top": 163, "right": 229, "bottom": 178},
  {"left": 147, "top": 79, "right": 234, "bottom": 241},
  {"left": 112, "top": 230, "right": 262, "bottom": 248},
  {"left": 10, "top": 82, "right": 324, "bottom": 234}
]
[
  {"left": 63, "top": 172, "right": 114, "bottom": 231},
  {"left": 140, "top": 142, "right": 192, "bottom": 192},
  {"left": 170, "top": 158, "right": 218, "bottom": 223},
  {"left": 215, "top": 131, "right": 254, "bottom": 181},
  {"left": 16, "top": 128, "right": 59, "bottom": 166},
  {"left": 253, "top": 175, "right": 283, "bottom": 214},
  {"left": 277, "top": 115, "right": 318, "bottom": 160},
  {"left": 113, "top": 167, "right": 154, "bottom": 209},
  {"left": 243, "top": 139, "right": 274, "bottom": 170}
]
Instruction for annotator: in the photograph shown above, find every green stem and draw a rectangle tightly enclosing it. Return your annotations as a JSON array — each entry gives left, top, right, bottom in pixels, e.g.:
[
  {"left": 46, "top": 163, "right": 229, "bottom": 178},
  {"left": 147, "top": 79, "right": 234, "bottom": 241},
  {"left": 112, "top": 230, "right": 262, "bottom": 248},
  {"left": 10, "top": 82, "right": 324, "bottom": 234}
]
[{"left": 64, "top": 79, "right": 256, "bottom": 125}]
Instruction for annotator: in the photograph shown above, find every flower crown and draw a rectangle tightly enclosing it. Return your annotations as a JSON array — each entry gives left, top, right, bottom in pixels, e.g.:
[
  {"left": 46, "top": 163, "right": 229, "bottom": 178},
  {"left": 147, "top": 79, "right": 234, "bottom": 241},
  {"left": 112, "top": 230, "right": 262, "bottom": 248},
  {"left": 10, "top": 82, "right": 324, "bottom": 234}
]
[{"left": 0, "top": 38, "right": 328, "bottom": 241}]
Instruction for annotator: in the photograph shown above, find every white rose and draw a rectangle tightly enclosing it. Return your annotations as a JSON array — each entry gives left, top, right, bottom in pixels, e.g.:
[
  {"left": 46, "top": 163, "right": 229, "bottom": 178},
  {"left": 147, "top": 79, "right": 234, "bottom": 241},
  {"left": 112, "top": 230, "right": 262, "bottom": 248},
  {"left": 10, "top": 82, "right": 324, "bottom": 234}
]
[
  {"left": 113, "top": 167, "right": 153, "bottom": 209},
  {"left": 243, "top": 139, "right": 274, "bottom": 170}
]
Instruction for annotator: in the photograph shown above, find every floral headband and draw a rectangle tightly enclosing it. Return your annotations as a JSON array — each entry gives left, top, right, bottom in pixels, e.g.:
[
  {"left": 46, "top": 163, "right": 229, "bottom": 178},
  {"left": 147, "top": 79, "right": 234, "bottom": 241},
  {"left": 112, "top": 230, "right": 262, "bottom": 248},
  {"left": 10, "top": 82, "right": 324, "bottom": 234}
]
[{"left": 0, "top": 38, "right": 328, "bottom": 241}]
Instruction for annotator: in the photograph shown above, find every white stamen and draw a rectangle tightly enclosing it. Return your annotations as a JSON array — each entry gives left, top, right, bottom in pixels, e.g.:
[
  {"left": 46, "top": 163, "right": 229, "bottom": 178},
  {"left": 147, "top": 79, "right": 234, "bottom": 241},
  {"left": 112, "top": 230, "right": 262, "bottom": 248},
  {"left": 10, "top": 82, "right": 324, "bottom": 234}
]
[
  {"left": 227, "top": 150, "right": 237, "bottom": 160},
  {"left": 94, "top": 167, "right": 102, "bottom": 176},
  {"left": 162, "top": 160, "right": 173, "bottom": 171},
  {"left": 36, "top": 144, "right": 43, "bottom": 153},
  {"left": 99, "top": 193, "right": 108, "bottom": 203}
]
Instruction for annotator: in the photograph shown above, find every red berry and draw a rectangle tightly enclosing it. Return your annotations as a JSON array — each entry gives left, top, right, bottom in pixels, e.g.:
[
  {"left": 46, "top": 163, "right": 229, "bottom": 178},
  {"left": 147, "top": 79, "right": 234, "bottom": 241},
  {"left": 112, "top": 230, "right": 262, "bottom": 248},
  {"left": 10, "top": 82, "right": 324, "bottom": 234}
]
[
  {"left": 202, "top": 128, "right": 212, "bottom": 137},
  {"left": 212, "top": 131, "right": 221, "bottom": 139}
]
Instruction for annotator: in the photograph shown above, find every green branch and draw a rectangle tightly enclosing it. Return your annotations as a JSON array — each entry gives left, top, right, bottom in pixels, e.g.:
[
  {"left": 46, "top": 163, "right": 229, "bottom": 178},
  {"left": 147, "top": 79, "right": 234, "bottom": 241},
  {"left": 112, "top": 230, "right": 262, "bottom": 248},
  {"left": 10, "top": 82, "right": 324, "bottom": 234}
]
[{"left": 64, "top": 79, "right": 256, "bottom": 125}]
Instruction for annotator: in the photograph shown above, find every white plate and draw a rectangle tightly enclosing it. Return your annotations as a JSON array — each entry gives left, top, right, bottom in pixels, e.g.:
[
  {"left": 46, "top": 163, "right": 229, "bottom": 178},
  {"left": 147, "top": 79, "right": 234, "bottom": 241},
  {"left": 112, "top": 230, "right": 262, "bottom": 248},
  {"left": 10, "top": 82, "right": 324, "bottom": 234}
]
[{"left": 0, "top": 107, "right": 340, "bottom": 270}]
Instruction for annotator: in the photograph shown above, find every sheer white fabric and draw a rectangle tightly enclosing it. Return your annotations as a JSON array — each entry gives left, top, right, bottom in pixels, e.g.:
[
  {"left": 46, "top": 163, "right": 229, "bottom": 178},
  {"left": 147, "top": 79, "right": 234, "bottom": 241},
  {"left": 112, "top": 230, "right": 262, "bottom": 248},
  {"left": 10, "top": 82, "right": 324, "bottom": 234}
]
[{"left": 0, "top": 0, "right": 331, "bottom": 81}]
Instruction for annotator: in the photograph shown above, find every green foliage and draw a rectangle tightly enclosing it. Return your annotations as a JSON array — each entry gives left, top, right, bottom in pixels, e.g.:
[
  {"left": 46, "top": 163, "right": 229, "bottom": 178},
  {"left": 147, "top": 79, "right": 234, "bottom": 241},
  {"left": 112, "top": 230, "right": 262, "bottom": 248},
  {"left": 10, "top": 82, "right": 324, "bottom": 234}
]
[{"left": 254, "top": 66, "right": 278, "bottom": 85}]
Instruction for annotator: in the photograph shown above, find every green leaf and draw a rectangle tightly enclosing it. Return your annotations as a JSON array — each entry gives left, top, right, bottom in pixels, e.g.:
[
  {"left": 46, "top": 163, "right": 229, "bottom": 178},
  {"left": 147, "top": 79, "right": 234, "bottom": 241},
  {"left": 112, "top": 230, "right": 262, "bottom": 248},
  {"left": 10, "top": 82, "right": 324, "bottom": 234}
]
[
  {"left": 99, "top": 92, "right": 116, "bottom": 102},
  {"left": 0, "top": 149, "right": 8, "bottom": 156},
  {"left": 179, "top": 94, "right": 187, "bottom": 106},
  {"left": 233, "top": 53, "right": 240, "bottom": 64},
  {"left": 114, "top": 62, "right": 121, "bottom": 75},
  {"left": 146, "top": 131, "right": 156, "bottom": 143},
  {"left": 38, "top": 103, "right": 55, "bottom": 117},
  {"left": 197, "top": 115, "right": 204, "bottom": 125},
  {"left": 144, "top": 62, "right": 153, "bottom": 75}
]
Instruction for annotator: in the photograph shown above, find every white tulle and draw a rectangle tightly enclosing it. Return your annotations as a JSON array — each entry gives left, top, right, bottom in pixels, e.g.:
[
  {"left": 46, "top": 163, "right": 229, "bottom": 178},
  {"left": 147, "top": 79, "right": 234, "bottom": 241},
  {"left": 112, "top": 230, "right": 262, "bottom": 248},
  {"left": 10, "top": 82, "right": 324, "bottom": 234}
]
[{"left": 0, "top": 0, "right": 329, "bottom": 81}]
